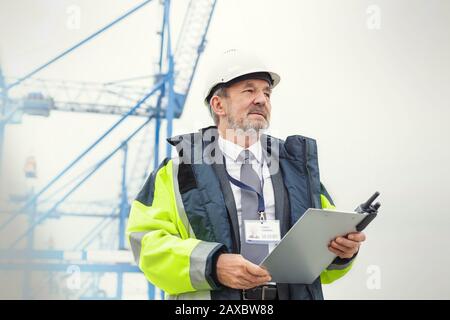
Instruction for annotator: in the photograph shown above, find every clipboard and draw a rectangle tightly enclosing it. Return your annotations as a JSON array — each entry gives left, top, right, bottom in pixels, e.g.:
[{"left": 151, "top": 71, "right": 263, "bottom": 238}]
[{"left": 259, "top": 208, "right": 373, "bottom": 284}]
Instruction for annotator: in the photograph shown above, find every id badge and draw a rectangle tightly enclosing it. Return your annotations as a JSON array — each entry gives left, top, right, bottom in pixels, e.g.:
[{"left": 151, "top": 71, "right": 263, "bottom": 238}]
[{"left": 244, "top": 220, "right": 281, "bottom": 244}]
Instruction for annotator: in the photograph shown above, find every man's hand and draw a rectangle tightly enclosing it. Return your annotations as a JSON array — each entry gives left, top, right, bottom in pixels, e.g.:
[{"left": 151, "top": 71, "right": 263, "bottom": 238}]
[
  {"left": 216, "top": 254, "right": 271, "bottom": 289},
  {"left": 328, "top": 232, "right": 366, "bottom": 259}
]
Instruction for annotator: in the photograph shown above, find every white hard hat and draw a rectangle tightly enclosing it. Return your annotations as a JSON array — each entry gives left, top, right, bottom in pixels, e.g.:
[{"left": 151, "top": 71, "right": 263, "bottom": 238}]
[{"left": 203, "top": 49, "right": 280, "bottom": 107}]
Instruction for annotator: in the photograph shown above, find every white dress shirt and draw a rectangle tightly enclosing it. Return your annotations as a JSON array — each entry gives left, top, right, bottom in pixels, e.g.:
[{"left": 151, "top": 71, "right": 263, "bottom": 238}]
[{"left": 218, "top": 135, "right": 277, "bottom": 254}]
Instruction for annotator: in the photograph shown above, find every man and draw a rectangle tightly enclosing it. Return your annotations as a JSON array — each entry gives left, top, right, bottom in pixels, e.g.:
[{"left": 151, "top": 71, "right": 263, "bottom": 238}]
[{"left": 127, "top": 49, "right": 366, "bottom": 300}]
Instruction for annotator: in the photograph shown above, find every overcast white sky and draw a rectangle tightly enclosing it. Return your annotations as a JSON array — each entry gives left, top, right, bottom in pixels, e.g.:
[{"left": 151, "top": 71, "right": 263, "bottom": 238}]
[{"left": 1, "top": 0, "right": 450, "bottom": 299}]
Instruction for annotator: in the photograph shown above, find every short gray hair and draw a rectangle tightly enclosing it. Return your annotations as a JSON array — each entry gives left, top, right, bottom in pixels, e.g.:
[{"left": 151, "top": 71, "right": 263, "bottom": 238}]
[{"left": 208, "top": 86, "right": 228, "bottom": 125}]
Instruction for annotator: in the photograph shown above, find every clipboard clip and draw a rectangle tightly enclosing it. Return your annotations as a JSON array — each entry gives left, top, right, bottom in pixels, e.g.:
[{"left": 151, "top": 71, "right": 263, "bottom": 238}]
[{"left": 355, "top": 191, "right": 381, "bottom": 232}]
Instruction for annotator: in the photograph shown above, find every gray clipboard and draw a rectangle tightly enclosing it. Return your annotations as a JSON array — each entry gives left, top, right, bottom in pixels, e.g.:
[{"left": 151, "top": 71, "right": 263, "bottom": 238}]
[{"left": 260, "top": 208, "right": 368, "bottom": 284}]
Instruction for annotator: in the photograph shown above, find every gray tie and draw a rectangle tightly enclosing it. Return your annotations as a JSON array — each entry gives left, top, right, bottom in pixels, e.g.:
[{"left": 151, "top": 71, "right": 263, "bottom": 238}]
[{"left": 239, "top": 150, "right": 269, "bottom": 264}]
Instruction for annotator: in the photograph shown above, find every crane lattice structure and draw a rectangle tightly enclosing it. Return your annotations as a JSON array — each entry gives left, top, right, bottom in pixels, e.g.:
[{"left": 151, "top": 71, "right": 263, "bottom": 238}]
[{"left": 0, "top": 0, "right": 217, "bottom": 299}]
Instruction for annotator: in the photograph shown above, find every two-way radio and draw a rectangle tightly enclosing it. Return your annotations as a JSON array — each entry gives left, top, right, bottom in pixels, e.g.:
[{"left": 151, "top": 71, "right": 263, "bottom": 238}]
[{"left": 355, "top": 191, "right": 381, "bottom": 232}]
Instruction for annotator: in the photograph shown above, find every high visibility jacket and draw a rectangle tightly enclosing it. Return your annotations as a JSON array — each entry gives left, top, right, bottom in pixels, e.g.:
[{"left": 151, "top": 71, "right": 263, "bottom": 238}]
[{"left": 127, "top": 126, "right": 355, "bottom": 300}]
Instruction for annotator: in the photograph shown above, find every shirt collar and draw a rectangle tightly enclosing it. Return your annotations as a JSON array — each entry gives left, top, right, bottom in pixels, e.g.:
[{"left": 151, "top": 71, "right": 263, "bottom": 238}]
[{"left": 218, "top": 134, "right": 263, "bottom": 164}]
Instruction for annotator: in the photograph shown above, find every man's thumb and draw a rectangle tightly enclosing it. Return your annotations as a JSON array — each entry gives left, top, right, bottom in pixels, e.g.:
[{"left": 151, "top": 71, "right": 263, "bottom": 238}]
[{"left": 246, "top": 261, "right": 270, "bottom": 277}]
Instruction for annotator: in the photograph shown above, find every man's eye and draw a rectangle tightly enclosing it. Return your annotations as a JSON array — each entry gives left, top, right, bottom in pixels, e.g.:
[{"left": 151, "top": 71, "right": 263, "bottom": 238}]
[{"left": 264, "top": 93, "right": 271, "bottom": 98}]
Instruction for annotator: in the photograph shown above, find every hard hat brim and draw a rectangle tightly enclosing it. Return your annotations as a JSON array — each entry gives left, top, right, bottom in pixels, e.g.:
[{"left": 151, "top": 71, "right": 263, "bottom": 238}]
[{"left": 204, "top": 70, "right": 280, "bottom": 107}]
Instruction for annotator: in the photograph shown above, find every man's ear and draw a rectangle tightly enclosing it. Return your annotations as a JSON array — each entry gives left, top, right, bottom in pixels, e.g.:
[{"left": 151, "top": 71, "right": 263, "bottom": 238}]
[{"left": 210, "top": 96, "right": 226, "bottom": 117}]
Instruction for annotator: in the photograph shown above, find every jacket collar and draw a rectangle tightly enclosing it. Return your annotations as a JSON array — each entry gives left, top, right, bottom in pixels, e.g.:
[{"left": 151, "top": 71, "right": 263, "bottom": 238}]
[{"left": 167, "top": 126, "right": 281, "bottom": 172}]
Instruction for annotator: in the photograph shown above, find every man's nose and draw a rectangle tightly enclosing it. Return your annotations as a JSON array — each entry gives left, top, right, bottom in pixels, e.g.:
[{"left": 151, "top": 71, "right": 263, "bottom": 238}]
[{"left": 253, "top": 90, "right": 267, "bottom": 106}]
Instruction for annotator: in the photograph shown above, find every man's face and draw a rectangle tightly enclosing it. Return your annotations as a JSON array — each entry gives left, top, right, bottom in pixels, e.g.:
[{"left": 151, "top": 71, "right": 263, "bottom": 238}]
[{"left": 221, "top": 79, "right": 272, "bottom": 131}]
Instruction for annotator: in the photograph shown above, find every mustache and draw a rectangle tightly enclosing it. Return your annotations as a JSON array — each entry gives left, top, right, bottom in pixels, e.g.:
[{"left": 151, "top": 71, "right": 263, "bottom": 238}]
[{"left": 247, "top": 107, "right": 269, "bottom": 118}]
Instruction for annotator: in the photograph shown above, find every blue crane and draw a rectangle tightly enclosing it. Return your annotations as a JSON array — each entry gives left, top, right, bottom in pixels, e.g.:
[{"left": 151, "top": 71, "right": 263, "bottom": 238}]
[{"left": 0, "top": 0, "right": 218, "bottom": 299}]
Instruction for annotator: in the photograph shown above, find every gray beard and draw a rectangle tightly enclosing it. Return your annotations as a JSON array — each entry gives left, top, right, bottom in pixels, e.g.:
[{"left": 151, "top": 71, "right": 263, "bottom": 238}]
[{"left": 226, "top": 113, "right": 270, "bottom": 133}]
